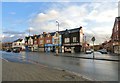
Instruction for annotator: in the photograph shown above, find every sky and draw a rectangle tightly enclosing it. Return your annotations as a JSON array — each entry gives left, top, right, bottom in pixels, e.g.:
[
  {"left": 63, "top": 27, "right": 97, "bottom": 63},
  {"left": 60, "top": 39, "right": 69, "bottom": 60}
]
[{"left": 1, "top": 0, "right": 119, "bottom": 45}]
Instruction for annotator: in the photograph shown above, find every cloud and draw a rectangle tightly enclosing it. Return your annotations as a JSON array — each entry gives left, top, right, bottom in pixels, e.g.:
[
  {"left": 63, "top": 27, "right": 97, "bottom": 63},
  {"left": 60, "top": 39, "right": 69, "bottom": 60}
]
[
  {"left": 27, "top": 2, "right": 117, "bottom": 45},
  {"left": 9, "top": 35, "right": 15, "bottom": 37},
  {"left": 87, "top": 8, "right": 118, "bottom": 23},
  {"left": 29, "top": 4, "right": 89, "bottom": 34},
  {"left": 2, "top": 30, "right": 27, "bottom": 42},
  {"left": 3, "top": 31, "right": 25, "bottom": 34},
  {"left": 9, "top": 12, "right": 16, "bottom": 15},
  {"left": 2, "top": 33, "right": 27, "bottom": 42},
  {"left": 2, "top": 2, "right": 118, "bottom": 44}
]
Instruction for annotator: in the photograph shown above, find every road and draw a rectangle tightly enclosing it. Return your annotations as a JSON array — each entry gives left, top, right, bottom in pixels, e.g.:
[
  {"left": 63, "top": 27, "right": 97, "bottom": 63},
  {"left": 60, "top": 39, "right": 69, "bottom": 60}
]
[{"left": 1, "top": 51, "right": 119, "bottom": 81}]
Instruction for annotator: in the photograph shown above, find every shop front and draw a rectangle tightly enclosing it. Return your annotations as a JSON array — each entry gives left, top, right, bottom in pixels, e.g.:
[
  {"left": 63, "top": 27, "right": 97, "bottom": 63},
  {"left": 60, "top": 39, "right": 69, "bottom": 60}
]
[
  {"left": 63, "top": 43, "right": 82, "bottom": 53},
  {"left": 45, "top": 44, "right": 53, "bottom": 52}
]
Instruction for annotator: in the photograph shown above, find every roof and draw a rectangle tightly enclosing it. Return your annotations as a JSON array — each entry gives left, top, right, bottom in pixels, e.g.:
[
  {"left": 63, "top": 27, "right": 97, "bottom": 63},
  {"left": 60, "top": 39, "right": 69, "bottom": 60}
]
[
  {"left": 116, "top": 16, "right": 120, "bottom": 21},
  {"left": 25, "top": 27, "right": 83, "bottom": 39},
  {"left": 49, "top": 32, "right": 56, "bottom": 36},
  {"left": 62, "top": 27, "right": 82, "bottom": 34},
  {"left": 33, "top": 35, "right": 40, "bottom": 39},
  {"left": 13, "top": 39, "right": 23, "bottom": 42}
]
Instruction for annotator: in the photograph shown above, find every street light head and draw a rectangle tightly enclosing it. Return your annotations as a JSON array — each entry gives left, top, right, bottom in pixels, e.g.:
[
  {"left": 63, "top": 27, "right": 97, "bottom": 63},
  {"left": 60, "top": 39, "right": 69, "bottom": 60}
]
[{"left": 56, "top": 21, "right": 58, "bottom": 23}]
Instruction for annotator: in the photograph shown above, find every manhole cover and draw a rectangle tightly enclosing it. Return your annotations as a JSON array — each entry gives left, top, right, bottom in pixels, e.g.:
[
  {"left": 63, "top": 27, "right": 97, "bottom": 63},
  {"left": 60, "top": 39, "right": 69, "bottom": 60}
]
[{"left": 62, "top": 75, "right": 75, "bottom": 79}]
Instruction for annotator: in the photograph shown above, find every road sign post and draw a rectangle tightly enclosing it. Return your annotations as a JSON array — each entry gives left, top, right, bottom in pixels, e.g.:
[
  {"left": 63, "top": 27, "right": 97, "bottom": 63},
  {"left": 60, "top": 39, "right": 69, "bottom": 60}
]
[{"left": 91, "top": 37, "right": 95, "bottom": 59}]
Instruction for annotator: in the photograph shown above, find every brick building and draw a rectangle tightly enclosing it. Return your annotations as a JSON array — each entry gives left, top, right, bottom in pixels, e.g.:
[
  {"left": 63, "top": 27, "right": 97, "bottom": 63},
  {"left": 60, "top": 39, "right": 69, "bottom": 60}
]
[
  {"left": 44, "top": 32, "right": 54, "bottom": 52},
  {"left": 111, "top": 17, "right": 120, "bottom": 54},
  {"left": 38, "top": 32, "right": 47, "bottom": 52}
]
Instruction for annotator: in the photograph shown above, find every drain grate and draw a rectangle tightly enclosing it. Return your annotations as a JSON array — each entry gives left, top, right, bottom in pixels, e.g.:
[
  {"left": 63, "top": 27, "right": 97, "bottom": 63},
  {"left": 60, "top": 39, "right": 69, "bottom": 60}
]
[{"left": 62, "top": 74, "right": 75, "bottom": 79}]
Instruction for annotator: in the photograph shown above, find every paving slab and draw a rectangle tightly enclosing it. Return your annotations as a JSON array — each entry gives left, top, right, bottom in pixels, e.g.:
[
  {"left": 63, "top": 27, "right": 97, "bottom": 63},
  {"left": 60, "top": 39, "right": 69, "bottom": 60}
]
[{"left": 2, "top": 60, "right": 89, "bottom": 81}]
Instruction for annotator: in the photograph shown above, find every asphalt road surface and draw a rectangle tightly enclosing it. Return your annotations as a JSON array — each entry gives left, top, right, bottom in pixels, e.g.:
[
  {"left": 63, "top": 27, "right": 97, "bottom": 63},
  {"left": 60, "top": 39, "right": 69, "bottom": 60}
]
[{"left": 1, "top": 51, "right": 119, "bottom": 81}]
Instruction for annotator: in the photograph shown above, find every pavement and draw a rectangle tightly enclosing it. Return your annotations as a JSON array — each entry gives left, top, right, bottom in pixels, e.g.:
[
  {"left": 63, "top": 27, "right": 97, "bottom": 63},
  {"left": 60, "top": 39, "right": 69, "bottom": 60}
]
[{"left": 2, "top": 60, "right": 89, "bottom": 81}]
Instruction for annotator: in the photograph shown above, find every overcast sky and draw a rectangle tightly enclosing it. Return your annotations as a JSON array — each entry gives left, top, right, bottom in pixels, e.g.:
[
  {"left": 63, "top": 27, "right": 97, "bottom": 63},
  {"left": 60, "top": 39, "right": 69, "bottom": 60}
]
[{"left": 1, "top": 0, "right": 119, "bottom": 45}]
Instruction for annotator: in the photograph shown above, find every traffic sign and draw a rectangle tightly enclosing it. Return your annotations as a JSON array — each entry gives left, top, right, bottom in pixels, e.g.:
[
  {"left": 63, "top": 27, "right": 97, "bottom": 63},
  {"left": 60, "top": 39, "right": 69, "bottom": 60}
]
[{"left": 91, "top": 37, "right": 95, "bottom": 42}]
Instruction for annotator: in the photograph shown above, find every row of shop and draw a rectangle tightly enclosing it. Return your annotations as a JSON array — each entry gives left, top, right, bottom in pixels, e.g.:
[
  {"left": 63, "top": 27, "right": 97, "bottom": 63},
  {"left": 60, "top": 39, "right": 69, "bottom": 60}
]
[
  {"left": 25, "top": 27, "right": 84, "bottom": 53},
  {"left": 25, "top": 44, "right": 82, "bottom": 53}
]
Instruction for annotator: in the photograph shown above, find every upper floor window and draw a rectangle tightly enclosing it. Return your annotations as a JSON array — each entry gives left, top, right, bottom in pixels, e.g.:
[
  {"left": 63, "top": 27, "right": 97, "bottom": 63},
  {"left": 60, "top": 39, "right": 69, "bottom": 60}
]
[
  {"left": 73, "top": 37, "right": 77, "bottom": 42},
  {"left": 117, "top": 35, "right": 118, "bottom": 40},
  {"left": 40, "top": 35, "right": 43, "bottom": 38},
  {"left": 14, "top": 43, "right": 16, "bottom": 46},
  {"left": 28, "top": 38, "right": 33, "bottom": 45},
  {"left": 40, "top": 40, "right": 43, "bottom": 44},
  {"left": 65, "top": 38, "right": 70, "bottom": 43},
  {"left": 47, "top": 34, "right": 50, "bottom": 37},
  {"left": 34, "top": 41, "right": 37, "bottom": 44},
  {"left": 54, "top": 39, "right": 58, "bottom": 44},
  {"left": 116, "top": 23, "right": 118, "bottom": 31},
  {"left": 55, "top": 33, "right": 59, "bottom": 37},
  {"left": 47, "top": 40, "right": 50, "bottom": 43}
]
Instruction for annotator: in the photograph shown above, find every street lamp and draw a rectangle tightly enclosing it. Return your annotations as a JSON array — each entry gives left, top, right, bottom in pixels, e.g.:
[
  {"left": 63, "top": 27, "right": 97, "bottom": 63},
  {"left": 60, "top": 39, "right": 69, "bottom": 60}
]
[
  {"left": 56, "top": 21, "right": 59, "bottom": 56},
  {"left": 29, "top": 27, "right": 33, "bottom": 36},
  {"left": 91, "top": 37, "right": 95, "bottom": 59},
  {"left": 56, "top": 21, "right": 59, "bottom": 31}
]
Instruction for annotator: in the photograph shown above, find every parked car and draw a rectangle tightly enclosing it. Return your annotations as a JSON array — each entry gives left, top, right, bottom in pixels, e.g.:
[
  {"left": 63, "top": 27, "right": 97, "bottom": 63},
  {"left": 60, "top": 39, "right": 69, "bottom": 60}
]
[
  {"left": 98, "top": 49, "right": 107, "bottom": 54},
  {"left": 85, "top": 49, "right": 92, "bottom": 54},
  {"left": 6, "top": 49, "right": 11, "bottom": 52},
  {"left": 12, "top": 48, "right": 20, "bottom": 53}
]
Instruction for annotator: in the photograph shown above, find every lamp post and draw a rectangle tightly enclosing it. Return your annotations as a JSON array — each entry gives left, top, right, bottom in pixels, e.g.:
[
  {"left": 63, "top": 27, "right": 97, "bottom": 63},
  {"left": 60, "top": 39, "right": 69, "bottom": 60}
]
[
  {"left": 29, "top": 28, "right": 30, "bottom": 36},
  {"left": 56, "top": 21, "right": 59, "bottom": 56},
  {"left": 84, "top": 35, "right": 86, "bottom": 53},
  {"left": 91, "top": 37, "right": 95, "bottom": 59}
]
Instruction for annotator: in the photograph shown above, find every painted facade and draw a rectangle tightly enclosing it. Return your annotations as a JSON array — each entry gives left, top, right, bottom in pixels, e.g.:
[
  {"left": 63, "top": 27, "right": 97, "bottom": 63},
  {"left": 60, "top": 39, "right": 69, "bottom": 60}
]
[
  {"left": 33, "top": 35, "right": 39, "bottom": 51},
  {"left": 26, "top": 36, "right": 34, "bottom": 51},
  {"left": 52, "top": 32, "right": 62, "bottom": 53},
  {"left": 62, "top": 27, "right": 83, "bottom": 53},
  {"left": 12, "top": 39, "right": 25, "bottom": 51}
]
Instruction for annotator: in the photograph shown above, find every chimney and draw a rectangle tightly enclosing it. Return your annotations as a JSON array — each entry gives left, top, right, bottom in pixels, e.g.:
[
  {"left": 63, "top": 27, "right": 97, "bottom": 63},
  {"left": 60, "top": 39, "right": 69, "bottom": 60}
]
[{"left": 43, "top": 32, "right": 46, "bottom": 34}]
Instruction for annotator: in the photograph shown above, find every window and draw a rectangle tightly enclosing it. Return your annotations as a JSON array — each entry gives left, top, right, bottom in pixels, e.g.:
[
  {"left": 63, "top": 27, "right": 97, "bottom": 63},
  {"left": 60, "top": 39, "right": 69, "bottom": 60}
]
[
  {"left": 14, "top": 43, "right": 16, "bottom": 46},
  {"left": 47, "top": 34, "right": 50, "bottom": 37},
  {"left": 28, "top": 38, "right": 33, "bottom": 45},
  {"left": 55, "top": 33, "right": 59, "bottom": 37},
  {"left": 54, "top": 39, "right": 57, "bottom": 44},
  {"left": 116, "top": 23, "right": 118, "bottom": 31},
  {"left": 116, "top": 35, "right": 118, "bottom": 40},
  {"left": 34, "top": 41, "right": 37, "bottom": 44},
  {"left": 47, "top": 40, "right": 50, "bottom": 43},
  {"left": 73, "top": 37, "right": 76, "bottom": 42},
  {"left": 65, "top": 38, "right": 70, "bottom": 43},
  {"left": 40, "top": 40, "right": 43, "bottom": 44},
  {"left": 40, "top": 35, "right": 43, "bottom": 38}
]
